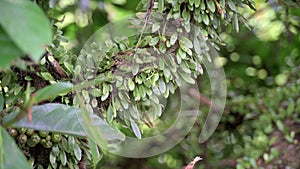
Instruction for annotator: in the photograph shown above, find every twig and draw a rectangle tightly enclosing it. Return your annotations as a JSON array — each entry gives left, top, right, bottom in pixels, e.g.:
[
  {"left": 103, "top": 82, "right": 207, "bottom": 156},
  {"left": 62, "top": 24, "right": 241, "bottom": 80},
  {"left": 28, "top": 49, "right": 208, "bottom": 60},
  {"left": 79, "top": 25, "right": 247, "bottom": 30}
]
[
  {"left": 135, "top": 0, "right": 155, "bottom": 49},
  {"left": 188, "top": 88, "right": 220, "bottom": 112}
]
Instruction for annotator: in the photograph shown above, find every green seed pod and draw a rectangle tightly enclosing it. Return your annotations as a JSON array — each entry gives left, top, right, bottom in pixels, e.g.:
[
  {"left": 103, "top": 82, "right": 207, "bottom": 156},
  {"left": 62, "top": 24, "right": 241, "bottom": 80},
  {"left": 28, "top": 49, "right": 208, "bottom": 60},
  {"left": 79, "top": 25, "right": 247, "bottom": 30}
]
[
  {"left": 39, "top": 130, "right": 49, "bottom": 138},
  {"left": 26, "top": 129, "right": 35, "bottom": 136},
  {"left": 18, "top": 134, "right": 28, "bottom": 144},
  {"left": 18, "top": 128, "right": 27, "bottom": 134},
  {"left": 51, "top": 133, "right": 62, "bottom": 143},
  {"left": 8, "top": 128, "right": 18, "bottom": 137},
  {"left": 31, "top": 134, "right": 41, "bottom": 144},
  {"left": 27, "top": 138, "right": 37, "bottom": 148}
]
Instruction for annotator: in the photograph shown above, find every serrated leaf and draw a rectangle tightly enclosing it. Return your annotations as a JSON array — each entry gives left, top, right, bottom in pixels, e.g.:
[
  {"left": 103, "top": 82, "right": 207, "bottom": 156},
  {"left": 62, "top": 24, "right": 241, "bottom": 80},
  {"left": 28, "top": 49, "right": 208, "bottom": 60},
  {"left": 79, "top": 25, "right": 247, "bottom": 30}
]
[
  {"left": 130, "top": 118, "right": 141, "bottom": 139},
  {"left": 0, "top": 0, "right": 52, "bottom": 62},
  {"left": 2, "top": 103, "right": 125, "bottom": 141},
  {"left": 35, "top": 82, "right": 73, "bottom": 103}
]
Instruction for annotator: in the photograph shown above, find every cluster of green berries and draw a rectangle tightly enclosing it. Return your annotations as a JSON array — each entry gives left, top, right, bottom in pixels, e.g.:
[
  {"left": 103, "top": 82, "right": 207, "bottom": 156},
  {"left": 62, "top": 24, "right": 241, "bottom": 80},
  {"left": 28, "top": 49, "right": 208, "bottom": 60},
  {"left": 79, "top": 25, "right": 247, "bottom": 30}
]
[{"left": 8, "top": 128, "right": 62, "bottom": 148}]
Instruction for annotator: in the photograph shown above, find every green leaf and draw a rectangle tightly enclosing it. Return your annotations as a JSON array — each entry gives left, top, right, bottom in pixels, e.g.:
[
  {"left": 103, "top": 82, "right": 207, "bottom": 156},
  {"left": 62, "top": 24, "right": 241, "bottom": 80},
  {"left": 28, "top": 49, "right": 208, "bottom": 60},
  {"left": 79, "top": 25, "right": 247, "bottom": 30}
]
[
  {"left": 0, "top": 27, "right": 24, "bottom": 69},
  {"left": 0, "top": 127, "right": 32, "bottom": 169},
  {"left": 179, "top": 36, "right": 193, "bottom": 49},
  {"left": 158, "top": 79, "right": 166, "bottom": 93},
  {"left": 152, "top": 22, "right": 160, "bottom": 33},
  {"left": 286, "top": 101, "right": 295, "bottom": 116},
  {"left": 207, "top": 0, "right": 216, "bottom": 12},
  {"left": 49, "top": 151, "right": 56, "bottom": 168},
  {"left": 228, "top": 1, "right": 236, "bottom": 11},
  {"left": 158, "top": 0, "right": 164, "bottom": 13},
  {"left": 59, "top": 150, "right": 67, "bottom": 166},
  {"left": 202, "top": 14, "right": 209, "bottom": 25},
  {"left": 0, "top": 0, "right": 52, "bottom": 62},
  {"left": 0, "top": 93, "right": 4, "bottom": 112},
  {"left": 149, "top": 37, "right": 160, "bottom": 46},
  {"left": 170, "top": 32, "right": 178, "bottom": 45},
  {"left": 234, "top": 13, "right": 239, "bottom": 32},
  {"left": 74, "top": 144, "right": 82, "bottom": 161},
  {"left": 35, "top": 82, "right": 73, "bottom": 103},
  {"left": 2, "top": 103, "right": 125, "bottom": 142},
  {"left": 88, "top": 138, "right": 102, "bottom": 168},
  {"left": 128, "top": 78, "right": 135, "bottom": 91},
  {"left": 40, "top": 72, "right": 54, "bottom": 81},
  {"left": 130, "top": 118, "right": 141, "bottom": 139},
  {"left": 106, "top": 103, "right": 114, "bottom": 123},
  {"left": 178, "top": 71, "right": 195, "bottom": 84},
  {"left": 195, "top": 0, "right": 201, "bottom": 8},
  {"left": 132, "top": 65, "right": 139, "bottom": 76}
]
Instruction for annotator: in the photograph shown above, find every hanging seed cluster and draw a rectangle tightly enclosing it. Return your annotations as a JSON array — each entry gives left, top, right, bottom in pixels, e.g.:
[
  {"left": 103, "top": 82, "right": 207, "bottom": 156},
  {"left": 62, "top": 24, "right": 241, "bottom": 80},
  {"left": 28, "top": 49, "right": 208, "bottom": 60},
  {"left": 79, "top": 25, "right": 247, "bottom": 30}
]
[{"left": 73, "top": 0, "right": 255, "bottom": 137}]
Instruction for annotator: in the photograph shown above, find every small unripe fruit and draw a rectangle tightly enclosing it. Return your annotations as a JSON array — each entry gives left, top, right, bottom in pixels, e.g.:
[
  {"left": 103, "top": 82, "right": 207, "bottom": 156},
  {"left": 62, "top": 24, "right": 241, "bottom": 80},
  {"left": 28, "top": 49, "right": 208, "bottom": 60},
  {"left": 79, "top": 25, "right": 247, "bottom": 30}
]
[
  {"left": 26, "top": 129, "right": 35, "bottom": 136},
  {"left": 31, "top": 134, "right": 41, "bottom": 144},
  {"left": 40, "top": 139, "right": 47, "bottom": 145},
  {"left": 43, "top": 140, "right": 53, "bottom": 148},
  {"left": 46, "top": 135, "right": 51, "bottom": 141},
  {"left": 39, "top": 130, "right": 49, "bottom": 138},
  {"left": 18, "top": 128, "right": 27, "bottom": 134},
  {"left": 27, "top": 138, "right": 37, "bottom": 148},
  {"left": 51, "top": 133, "right": 61, "bottom": 143},
  {"left": 18, "top": 134, "right": 27, "bottom": 144},
  {"left": 8, "top": 128, "right": 18, "bottom": 137}
]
